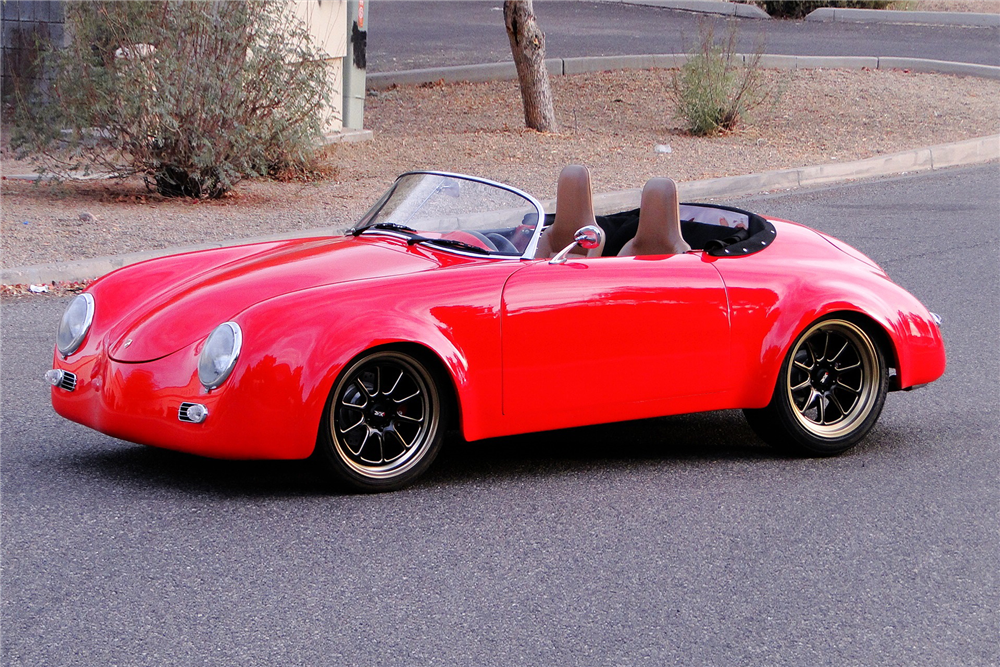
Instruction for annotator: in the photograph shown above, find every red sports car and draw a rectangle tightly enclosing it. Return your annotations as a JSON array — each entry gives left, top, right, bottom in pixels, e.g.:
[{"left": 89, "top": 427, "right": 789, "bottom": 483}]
[{"left": 47, "top": 168, "right": 945, "bottom": 491}]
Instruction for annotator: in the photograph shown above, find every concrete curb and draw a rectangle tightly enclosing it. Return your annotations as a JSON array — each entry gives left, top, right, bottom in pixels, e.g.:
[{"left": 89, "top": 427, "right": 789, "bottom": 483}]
[
  {"left": 876, "top": 57, "right": 1000, "bottom": 79},
  {"left": 368, "top": 59, "right": 565, "bottom": 90},
  {"left": 606, "top": 0, "right": 997, "bottom": 26},
  {"left": 368, "top": 55, "right": 1000, "bottom": 90},
  {"left": 320, "top": 128, "right": 374, "bottom": 145},
  {"left": 617, "top": 0, "right": 770, "bottom": 19},
  {"left": 588, "top": 135, "right": 1000, "bottom": 215},
  {"left": 5, "top": 134, "right": 997, "bottom": 286},
  {"left": 806, "top": 7, "right": 1000, "bottom": 27}
]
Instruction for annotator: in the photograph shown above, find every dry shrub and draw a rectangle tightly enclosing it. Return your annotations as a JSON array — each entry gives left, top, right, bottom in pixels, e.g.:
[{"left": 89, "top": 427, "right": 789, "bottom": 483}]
[
  {"left": 11, "top": 0, "right": 335, "bottom": 198},
  {"left": 669, "top": 24, "right": 774, "bottom": 136}
]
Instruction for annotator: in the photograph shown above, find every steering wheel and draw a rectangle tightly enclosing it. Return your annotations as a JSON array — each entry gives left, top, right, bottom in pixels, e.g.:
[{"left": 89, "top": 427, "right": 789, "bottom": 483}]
[{"left": 485, "top": 232, "right": 519, "bottom": 254}]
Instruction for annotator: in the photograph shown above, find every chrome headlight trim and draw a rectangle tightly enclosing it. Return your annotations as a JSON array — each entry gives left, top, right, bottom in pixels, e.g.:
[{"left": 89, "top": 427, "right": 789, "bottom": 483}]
[
  {"left": 198, "top": 322, "right": 243, "bottom": 390},
  {"left": 56, "top": 293, "right": 95, "bottom": 357}
]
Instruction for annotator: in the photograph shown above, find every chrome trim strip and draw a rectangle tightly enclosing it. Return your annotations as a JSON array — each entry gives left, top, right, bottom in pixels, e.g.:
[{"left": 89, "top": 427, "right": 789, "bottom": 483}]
[
  {"left": 359, "top": 171, "right": 546, "bottom": 261},
  {"left": 360, "top": 231, "right": 525, "bottom": 261}
]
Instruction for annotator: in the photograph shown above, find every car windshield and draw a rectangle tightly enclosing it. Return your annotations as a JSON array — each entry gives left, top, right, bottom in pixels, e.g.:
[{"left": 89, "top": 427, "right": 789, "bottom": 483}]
[{"left": 354, "top": 172, "right": 542, "bottom": 257}]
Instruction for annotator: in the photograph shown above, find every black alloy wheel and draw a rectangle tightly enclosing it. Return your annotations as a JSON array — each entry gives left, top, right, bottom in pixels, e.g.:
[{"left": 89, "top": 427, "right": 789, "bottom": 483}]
[
  {"left": 744, "top": 318, "right": 888, "bottom": 455},
  {"left": 319, "top": 350, "right": 446, "bottom": 492}
]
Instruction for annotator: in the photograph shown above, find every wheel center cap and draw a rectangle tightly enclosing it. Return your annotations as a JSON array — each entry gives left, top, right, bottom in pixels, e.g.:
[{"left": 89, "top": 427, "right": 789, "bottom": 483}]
[
  {"left": 814, "top": 367, "right": 834, "bottom": 389},
  {"left": 369, "top": 402, "right": 391, "bottom": 428}
]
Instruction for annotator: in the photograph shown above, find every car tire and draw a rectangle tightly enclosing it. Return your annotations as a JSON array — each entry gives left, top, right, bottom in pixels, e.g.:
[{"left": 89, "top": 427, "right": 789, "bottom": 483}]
[
  {"left": 743, "top": 318, "right": 888, "bottom": 456},
  {"left": 318, "top": 350, "right": 447, "bottom": 492}
]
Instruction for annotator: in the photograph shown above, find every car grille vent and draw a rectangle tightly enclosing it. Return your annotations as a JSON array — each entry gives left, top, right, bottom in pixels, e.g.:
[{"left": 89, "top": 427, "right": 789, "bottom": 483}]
[
  {"left": 179, "top": 403, "right": 198, "bottom": 423},
  {"left": 59, "top": 371, "right": 78, "bottom": 392}
]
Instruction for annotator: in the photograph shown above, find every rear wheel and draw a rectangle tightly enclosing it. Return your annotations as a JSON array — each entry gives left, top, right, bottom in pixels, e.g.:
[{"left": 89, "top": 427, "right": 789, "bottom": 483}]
[
  {"left": 744, "top": 318, "right": 888, "bottom": 455},
  {"left": 318, "top": 350, "right": 446, "bottom": 492}
]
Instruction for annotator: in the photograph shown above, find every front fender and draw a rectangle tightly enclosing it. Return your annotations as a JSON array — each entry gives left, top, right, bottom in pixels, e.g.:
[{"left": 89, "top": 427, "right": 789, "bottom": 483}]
[
  {"left": 233, "top": 261, "right": 521, "bottom": 452},
  {"left": 87, "top": 240, "right": 318, "bottom": 328}
]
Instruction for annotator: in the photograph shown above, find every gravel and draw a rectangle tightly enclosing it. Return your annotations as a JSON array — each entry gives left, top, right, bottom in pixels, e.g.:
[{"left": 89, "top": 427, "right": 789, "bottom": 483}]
[
  {"left": 905, "top": 0, "right": 1000, "bottom": 12},
  {"left": 2, "top": 66, "right": 999, "bottom": 269}
]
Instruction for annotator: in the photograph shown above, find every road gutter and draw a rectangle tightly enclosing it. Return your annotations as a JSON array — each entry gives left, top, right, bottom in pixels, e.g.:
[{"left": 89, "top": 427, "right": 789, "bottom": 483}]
[{"left": 367, "top": 54, "right": 1000, "bottom": 89}]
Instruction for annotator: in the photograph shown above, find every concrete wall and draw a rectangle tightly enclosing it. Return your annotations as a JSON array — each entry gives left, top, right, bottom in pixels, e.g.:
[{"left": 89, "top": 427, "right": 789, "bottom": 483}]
[
  {"left": 1, "top": 0, "right": 354, "bottom": 134},
  {"left": 1, "top": 0, "right": 68, "bottom": 103},
  {"left": 293, "top": 0, "right": 347, "bottom": 134}
]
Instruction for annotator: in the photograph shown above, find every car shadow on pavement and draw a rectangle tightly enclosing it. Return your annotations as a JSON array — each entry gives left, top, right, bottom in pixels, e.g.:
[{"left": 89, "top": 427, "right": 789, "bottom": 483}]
[
  {"left": 59, "top": 409, "right": 859, "bottom": 496},
  {"left": 61, "top": 445, "right": 334, "bottom": 498},
  {"left": 427, "top": 409, "right": 783, "bottom": 485}
]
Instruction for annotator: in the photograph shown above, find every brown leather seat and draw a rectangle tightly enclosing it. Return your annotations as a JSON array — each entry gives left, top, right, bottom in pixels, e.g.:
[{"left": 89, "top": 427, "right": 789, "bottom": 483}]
[
  {"left": 617, "top": 177, "right": 692, "bottom": 257},
  {"left": 535, "top": 165, "right": 605, "bottom": 259}
]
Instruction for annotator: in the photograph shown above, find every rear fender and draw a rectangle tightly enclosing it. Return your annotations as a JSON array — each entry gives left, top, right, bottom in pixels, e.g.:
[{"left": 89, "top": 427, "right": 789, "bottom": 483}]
[{"left": 741, "top": 282, "right": 943, "bottom": 406}]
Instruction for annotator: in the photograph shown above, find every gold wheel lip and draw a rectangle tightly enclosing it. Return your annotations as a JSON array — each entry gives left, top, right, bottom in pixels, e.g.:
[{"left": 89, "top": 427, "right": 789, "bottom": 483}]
[
  {"left": 330, "top": 352, "right": 440, "bottom": 480},
  {"left": 785, "top": 319, "right": 880, "bottom": 440}
]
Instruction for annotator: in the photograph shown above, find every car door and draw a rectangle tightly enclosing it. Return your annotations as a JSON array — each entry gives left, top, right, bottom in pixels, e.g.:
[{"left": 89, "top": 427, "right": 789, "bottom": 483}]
[{"left": 501, "top": 253, "right": 731, "bottom": 428}]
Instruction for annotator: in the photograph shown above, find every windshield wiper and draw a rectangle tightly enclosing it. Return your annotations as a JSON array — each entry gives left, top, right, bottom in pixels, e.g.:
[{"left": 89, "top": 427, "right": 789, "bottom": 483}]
[
  {"left": 406, "top": 236, "right": 491, "bottom": 255},
  {"left": 352, "top": 223, "right": 491, "bottom": 255},
  {"left": 350, "top": 222, "right": 417, "bottom": 237}
]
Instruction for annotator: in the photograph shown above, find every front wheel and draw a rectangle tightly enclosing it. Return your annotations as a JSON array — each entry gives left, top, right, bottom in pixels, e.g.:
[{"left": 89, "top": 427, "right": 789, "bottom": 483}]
[
  {"left": 744, "top": 318, "right": 888, "bottom": 456},
  {"left": 317, "top": 350, "right": 446, "bottom": 492}
]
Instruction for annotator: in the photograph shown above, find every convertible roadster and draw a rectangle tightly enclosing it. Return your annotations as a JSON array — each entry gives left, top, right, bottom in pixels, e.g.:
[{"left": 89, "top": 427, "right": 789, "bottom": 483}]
[{"left": 47, "top": 167, "right": 945, "bottom": 491}]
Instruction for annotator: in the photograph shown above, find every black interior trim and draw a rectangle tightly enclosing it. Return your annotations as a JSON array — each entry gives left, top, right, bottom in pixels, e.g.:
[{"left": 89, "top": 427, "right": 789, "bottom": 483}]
[{"left": 542, "top": 203, "right": 776, "bottom": 257}]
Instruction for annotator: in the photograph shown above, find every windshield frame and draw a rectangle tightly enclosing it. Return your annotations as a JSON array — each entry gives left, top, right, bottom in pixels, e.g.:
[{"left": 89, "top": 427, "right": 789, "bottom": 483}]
[{"left": 353, "top": 171, "right": 546, "bottom": 260}]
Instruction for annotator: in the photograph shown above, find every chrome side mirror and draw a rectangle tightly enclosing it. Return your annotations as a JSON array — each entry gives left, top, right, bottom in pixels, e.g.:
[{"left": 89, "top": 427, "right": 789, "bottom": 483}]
[{"left": 550, "top": 225, "right": 605, "bottom": 264}]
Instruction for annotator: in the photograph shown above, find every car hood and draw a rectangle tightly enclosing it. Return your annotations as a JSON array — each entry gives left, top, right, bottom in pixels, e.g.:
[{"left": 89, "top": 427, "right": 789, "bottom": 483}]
[{"left": 106, "top": 237, "right": 437, "bottom": 363}]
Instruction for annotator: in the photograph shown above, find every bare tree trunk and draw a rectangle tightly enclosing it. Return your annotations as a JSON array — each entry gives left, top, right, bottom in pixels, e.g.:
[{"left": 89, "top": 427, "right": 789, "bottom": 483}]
[{"left": 503, "top": 0, "right": 558, "bottom": 133}]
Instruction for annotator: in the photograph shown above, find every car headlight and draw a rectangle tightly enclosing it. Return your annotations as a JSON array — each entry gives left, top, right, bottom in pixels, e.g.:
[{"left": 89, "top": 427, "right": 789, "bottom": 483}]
[
  {"left": 56, "top": 293, "right": 95, "bottom": 356},
  {"left": 198, "top": 322, "right": 243, "bottom": 390}
]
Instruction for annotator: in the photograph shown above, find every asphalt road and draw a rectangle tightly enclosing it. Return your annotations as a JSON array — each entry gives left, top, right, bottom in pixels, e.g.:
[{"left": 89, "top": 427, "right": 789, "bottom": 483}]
[
  {"left": 368, "top": 1, "right": 1000, "bottom": 71},
  {"left": 2, "top": 165, "right": 997, "bottom": 666}
]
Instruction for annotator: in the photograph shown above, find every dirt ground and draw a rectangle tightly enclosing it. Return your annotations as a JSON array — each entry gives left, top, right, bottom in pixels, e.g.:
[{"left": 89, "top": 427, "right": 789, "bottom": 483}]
[
  {"left": 3, "top": 65, "right": 999, "bottom": 269},
  {"left": 899, "top": 0, "right": 999, "bottom": 12}
]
